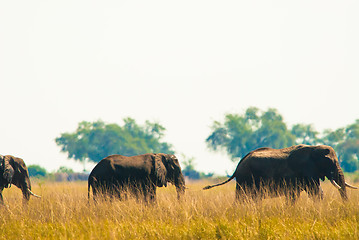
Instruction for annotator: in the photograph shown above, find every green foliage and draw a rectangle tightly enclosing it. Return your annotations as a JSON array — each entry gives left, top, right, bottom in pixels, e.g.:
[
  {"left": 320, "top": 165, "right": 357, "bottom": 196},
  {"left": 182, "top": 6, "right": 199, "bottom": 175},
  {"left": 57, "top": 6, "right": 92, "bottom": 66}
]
[
  {"left": 55, "top": 118, "right": 174, "bottom": 163},
  {"left": 322, "top": 120, "right": 359, "bottom": 172},
  {"left": 182, "top": 156, "right": 200, "bottom": 179},
  {"left": 181, "top": 156, "right": 214, "bottom": 179},
  {"left": 56, "top": 166, "right": 74, "bottom": 174},
  {"left": 28, "top": 164, "right": 47, "bottom": 177},
  {"left": 207, "top": 107, "right": 359, "bottom": 172},
  {"left": 206, "top": 107, "right": 296, "bottom": 159},
  {"left": 291, "top": 123, "right": 319, "bottom": 145}
]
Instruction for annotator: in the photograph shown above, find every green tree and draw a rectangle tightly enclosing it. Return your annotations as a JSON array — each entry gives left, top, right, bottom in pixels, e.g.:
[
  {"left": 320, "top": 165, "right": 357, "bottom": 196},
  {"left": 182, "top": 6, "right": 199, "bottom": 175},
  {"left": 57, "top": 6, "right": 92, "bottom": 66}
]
[
  {"left": 55, "top": 118, "right": 174, "bottom": 164},
  {"left": 291, "top": 124, "right": 320, "bottom": 145},
  {"left": 206, "top": 107, "right": 295, "bottom": 160},
  {"left": 182, "top": 156, "right": 200, "bottom": 179},
  {"left": 56, "top": 166, "right": 74, "bottom": 174},
  {"left": 321, "top": 128, "right": 345, "bottom": 147},
  {"left": 28, "top": 165, "right": 47, "bottom": 177},
  {"left": 181, "top": 155, "right": 214, "bottom": 179},
  {"left": 207, "top": 107, "right": 359, "bottom": 172},
  {"left": 322, "top": 120, "right": 359, "bottom": 172}
]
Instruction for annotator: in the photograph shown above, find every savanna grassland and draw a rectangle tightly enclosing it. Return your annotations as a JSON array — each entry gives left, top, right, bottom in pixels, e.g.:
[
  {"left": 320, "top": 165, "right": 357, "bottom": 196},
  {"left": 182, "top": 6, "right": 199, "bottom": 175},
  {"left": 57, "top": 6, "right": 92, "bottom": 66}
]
[{"left": 1, "top": 180, "right": 359, "bottom": 240}]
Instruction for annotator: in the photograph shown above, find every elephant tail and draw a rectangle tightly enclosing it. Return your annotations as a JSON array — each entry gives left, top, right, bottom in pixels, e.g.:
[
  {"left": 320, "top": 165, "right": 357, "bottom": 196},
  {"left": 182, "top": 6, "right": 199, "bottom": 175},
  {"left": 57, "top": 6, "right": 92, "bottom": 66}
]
[
  {"left": 203, "top": 174, "right": 236, "bottom": 190},
  {"left": 203, "top": 151, "right": 251, "bottom": 190}
]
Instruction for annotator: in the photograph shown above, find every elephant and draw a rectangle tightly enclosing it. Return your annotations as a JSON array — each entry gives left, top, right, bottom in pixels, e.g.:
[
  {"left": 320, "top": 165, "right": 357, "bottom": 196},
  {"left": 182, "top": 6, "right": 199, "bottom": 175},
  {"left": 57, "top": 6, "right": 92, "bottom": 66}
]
[
  {"left": 203, "top": 145, "right": 357, "bottom": 203},
  {"left": 0, "top": 155, "right": 41, "bottom": 205},
  {"left": 88, "top": 153, "right": 186, "bottom": 203}
]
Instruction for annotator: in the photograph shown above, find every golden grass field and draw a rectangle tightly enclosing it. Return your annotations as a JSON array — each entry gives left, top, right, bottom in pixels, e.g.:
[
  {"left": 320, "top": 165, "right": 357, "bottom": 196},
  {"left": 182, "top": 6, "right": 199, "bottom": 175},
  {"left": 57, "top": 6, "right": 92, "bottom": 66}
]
[{"left": 1, "top": 180, "right": 359, "bottom": 240}]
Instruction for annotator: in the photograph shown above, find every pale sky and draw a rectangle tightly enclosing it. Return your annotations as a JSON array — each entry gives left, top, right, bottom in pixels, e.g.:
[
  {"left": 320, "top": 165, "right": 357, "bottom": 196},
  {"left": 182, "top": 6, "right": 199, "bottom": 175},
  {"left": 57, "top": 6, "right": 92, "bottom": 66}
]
[{"left": 1, "top": 1, "right": 359, "bottom": 175}]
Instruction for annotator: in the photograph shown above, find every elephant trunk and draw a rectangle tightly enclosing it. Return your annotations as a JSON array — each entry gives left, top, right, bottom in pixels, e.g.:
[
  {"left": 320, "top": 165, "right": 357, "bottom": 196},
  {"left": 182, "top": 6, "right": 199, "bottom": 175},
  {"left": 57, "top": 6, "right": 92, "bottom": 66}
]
[
  {"left": 332, "top": 165, "right": 347, "bottom": 201},
  {"left": 21, "top": 176, "right": 32, "bottom": 201}
]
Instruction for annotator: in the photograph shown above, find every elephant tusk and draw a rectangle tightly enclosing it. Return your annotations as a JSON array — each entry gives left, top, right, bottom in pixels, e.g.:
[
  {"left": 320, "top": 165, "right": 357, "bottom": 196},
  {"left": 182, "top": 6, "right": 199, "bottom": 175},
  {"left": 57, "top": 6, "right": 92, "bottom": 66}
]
[
  {"left": 330, "top": 179, "right": 342, "bottom": 190},
  {"left": 345, "top": 182, "right": 358, "bottom": 189},
  {"left": 27, "top": 188, "right": 41, "bottom": 198}
]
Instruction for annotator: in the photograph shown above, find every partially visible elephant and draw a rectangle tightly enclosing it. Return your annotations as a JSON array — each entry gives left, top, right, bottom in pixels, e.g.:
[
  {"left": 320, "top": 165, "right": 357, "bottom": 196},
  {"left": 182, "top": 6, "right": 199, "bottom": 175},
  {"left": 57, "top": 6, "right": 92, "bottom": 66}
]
[
  {"left": 88, "top": 153, "right": 186, "bottom": 203},
  {"left": 204, "top": 145, "right": 357, "bottom": 203},
  {"left": 0, "top": 155, "right": 41, "bottom": 205}
]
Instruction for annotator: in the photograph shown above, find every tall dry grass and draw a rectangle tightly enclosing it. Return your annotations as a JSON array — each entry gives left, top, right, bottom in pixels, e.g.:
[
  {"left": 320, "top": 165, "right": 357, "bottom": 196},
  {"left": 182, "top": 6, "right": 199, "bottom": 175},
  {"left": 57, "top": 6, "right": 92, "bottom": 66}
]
[{"left": 1, "top": 180, "right": 359, "bottom": 239}]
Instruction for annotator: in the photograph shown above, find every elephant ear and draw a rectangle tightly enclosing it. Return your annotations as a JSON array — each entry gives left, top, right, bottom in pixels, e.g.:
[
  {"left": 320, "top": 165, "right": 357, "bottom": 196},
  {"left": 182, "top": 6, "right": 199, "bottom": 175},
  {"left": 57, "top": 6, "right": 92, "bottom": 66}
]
[
  {"left": 288, "top": 146, "right": 317, "bottom": 176},
  {"left": 314, "top": 146, "right": 331, "bottom": 158},
  {"left": 3, "top": 155, "right": 15, "bottom": 188},
  {"left": 154, "top": 154, "right": 167, "bottom": 187},
  {"left": 296, "top": 146, "right": 331, "bottom": 179}
]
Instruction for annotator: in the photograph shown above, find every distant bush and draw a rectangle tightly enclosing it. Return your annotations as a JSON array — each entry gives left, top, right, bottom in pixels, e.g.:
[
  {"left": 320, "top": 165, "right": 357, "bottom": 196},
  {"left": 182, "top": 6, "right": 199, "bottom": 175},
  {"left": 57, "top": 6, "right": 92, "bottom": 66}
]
[
  {"left": 28, "top": 165, "right": 47, "bottom": 177},
  {"left": 47, "top": 172, "right": 89, "bottom": 182},
  {"left": 181, "top": 156, "right": 214, "bottom": 180},
  {"left": 344, "top": 171, "right": 359, "bottom": 183}
]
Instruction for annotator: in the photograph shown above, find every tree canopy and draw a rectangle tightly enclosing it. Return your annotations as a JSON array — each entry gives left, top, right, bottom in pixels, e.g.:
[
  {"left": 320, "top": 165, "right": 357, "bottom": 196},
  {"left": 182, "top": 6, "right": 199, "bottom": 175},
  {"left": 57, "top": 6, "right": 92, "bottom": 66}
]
[
  {"left": 55, "top": 110, "right": 359, "bottom": 173},
  {"left": 206, "top": 107, "right": 296, "bottom": 159},
  {"left": 55, "top": 118, "right": 174, "bottom": 164},
  {"left": 206, "top": 107, "right": 359, "bottom": 172},
  {"left": 322, "top": 120, "right": 359, "bottom": 172}
]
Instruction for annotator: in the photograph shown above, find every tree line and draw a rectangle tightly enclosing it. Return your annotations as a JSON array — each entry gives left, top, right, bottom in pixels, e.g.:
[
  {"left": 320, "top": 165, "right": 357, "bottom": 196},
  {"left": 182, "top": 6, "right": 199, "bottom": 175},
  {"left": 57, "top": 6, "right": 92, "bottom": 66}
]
[
  {"left": 206, "top": 107, "right": 359, "bottom": 172},
  {"left": 52, "top": 107, "right": 359, "bottom": 178},
  {"left": 27, "top": 165, "right": 88, "bottom": 181}
]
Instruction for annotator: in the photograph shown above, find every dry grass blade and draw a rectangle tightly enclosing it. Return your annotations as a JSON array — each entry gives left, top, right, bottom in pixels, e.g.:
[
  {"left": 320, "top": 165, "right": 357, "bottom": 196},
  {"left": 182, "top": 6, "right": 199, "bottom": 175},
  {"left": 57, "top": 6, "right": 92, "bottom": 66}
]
[{"left": 0, "top": 181, "right": 359, "bottom": 239}]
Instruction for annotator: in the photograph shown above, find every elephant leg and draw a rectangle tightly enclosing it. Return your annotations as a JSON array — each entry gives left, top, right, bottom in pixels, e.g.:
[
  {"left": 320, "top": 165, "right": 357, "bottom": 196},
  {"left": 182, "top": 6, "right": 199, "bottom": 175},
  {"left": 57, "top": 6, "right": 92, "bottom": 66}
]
[
  {"left": 116, "top": 185, "right": 125, "bottom": 201},
  {"left": 95, "top": 181, "right": 107, "bottom": 200},
  {"left": 103, "top": 183, "right": 116, "bottom": 201},
  {"left": 245, "top": 180, "right": 263, "bottom": 202},
  {"left": 111, "top": 182, "right": 122, "bottom": 200},
  {"left": 307, "top": 187, "right": 322, "bottom": 201},
  {"left": 148, "top": 184, "right": 157, "bottom": 203},
  {"left": 285, "top": 188, "right": 300, "bottom": 205},
  {"left": 122, "top": 186, "right": 129, "bottom": 201},
  {"left": 110, "top": 184, "right": 119, "bottom": 201},
  {"left": 281, "top": 179, "right": 299, "bottom": 204},
  {"left": 138, "top": 183, "right": 146, "bottom": 203},
  {"left": 306, "top": 182, "right": 323, "bottom": 201},
  {"left": 235, "top": 182, "right": 243, "bottom": 201},
  {"left": 92, "top": 186, "right": 98, "bottom": 202},
  {"left": 0, "top": 189, "right": 3, "bottom": 205},
  {"left": 116, "top": 182, "right": 129, "bottom": 201},
  {"left": 91, "top": 180, "right": 104, "bottom": 202},
  {"left": 97, "top": 184, "right": 110, "bottom": 201},
  {"left": 140, "top": 182, "right": 154, "bottom": 203},
  {"left": 235, "top": 182, "right": 255, "bottom": 202},
  {"left": 130, "top": 182, "right": 142, "bottom": 201},
  {"left": 115, "top": 187, "right": 121, "bottom": 200}
]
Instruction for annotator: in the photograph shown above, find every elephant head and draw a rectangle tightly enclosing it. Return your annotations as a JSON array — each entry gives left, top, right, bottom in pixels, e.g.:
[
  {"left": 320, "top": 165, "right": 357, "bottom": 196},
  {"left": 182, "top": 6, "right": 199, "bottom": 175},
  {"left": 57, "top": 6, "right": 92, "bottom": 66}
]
[
  {"left": 1, "top": 155, "right": 40, "bottom": 202},
  {"left": 154, "top": 153, "right": 186, "bottom": 199},
  {"left": 301, "top": 145, "right": 357, "bottom": 200}
]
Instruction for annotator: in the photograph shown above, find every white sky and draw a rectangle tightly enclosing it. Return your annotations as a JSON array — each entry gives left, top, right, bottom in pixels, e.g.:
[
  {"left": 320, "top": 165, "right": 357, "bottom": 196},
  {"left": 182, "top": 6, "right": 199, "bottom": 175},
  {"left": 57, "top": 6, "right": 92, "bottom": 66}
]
[{"left": 1, "top": 1, "right": 359, "bottom": 175}]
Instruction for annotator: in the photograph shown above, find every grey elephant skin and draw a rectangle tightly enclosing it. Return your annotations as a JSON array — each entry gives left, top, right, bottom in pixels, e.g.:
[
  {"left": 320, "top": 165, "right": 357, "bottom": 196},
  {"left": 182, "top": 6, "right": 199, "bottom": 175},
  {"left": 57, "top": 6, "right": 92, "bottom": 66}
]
[
  {"left": 204, "top": 145, "right": 357, "bottom": 203},
  {"left": 88, "top": 153, "right": 185, "bottom": 202},
  {"left": 0, "top": 155, "right": 40, "bottom": 205}
]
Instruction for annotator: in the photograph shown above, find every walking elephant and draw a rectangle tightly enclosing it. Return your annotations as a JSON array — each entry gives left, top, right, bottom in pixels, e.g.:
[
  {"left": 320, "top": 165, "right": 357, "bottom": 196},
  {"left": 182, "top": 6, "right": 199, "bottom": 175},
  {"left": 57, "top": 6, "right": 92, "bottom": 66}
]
[
  {"left": 88, "top": 153, "right": 186, "bottom": 203},
  {"left": 204, "top": 145, "right": 357, "bottom": 203},
  {"left": 0, "top": 155, "right": 41, "bottom": 205}
]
